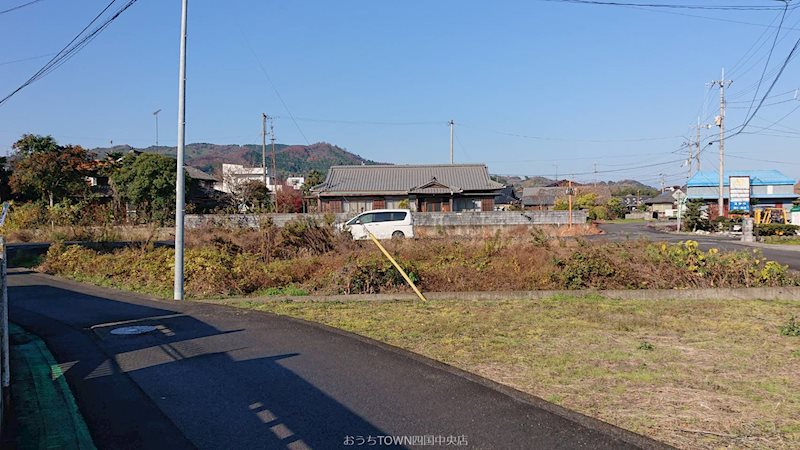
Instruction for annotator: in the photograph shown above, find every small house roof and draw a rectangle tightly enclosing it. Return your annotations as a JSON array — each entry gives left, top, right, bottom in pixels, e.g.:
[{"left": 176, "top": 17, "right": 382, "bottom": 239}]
[
  {"left": 643, "top": 190, "right": 679, "bottom": 205},
  {"left": 184, "top": 166, "right": 217, "bottom": 182},
  {"left": 311, "top": 164, "right": 504, "bottom": 196}
]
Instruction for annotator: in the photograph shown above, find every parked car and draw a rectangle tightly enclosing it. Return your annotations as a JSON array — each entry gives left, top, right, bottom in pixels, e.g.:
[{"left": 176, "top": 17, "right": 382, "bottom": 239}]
[{"left": 338, "top": 209, "right": 414, "bottom": 240}]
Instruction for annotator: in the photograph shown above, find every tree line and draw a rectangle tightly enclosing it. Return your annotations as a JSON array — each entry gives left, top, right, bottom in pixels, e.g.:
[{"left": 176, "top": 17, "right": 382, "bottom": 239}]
[{"left": 1, "top": 134, "right": 321, "bottom": 228}]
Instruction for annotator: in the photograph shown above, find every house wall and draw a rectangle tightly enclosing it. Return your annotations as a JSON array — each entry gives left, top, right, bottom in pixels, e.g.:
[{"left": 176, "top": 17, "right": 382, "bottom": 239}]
[
  {"left": 319, "top": 195, "right": 495, "bottom": 213},
  {"left": 651, "top": 203, "right": 673, "bottom": 213}
]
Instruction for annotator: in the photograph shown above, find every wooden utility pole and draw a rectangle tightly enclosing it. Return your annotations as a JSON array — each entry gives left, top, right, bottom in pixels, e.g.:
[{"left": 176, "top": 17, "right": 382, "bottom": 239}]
[
  {"left": 567, "top": 179, "right": 573, "bottom": 228},
  {"left": 711, "top": 69, "right": 732, "bottom": 218}
]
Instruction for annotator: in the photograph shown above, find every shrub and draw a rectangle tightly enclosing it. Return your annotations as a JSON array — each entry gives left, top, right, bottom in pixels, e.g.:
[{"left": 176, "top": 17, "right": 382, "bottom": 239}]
[
  {"left": 780, "top": 316, "right": 800, "bottom": 337},
  {"left": 756, "top": 223, "right": 799, "bottom": 237},
  {"left": 279, "top": 217, "right": 336, "bottom": 256},
  {"left": 638, "top": 341, "right": 655, "bottom": 351},
  {"left": 554, "top": 248, "right": 617, "bottom": 289},
  {"left": 337, "top": 255, "right": 419, "bottom": 294}
]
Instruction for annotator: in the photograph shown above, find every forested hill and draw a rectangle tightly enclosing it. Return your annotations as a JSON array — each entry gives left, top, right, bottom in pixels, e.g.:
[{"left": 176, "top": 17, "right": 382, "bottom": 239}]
[{"left": 92, "top": 142, "right": 380, "bottom": 177}]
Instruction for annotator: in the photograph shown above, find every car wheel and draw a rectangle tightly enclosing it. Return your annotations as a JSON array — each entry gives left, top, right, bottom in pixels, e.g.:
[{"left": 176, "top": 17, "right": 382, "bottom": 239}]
[{"left": 392, "top": 230, "right": 405, "bottom": 239}]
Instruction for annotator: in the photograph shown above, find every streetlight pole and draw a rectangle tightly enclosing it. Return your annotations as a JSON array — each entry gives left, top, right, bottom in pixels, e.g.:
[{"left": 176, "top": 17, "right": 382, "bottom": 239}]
[
  {"left": 174, "top": 0, "right": 188, "bottom": 301},
  {"left": 153, "top": 109, "right": 161, "bottom": 147}
]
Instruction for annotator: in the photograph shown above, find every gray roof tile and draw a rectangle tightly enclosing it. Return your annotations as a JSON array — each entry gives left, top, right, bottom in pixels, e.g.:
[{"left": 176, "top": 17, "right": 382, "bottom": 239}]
[{"left": 312, "top": 164, "right": 504, "bottom": 195}]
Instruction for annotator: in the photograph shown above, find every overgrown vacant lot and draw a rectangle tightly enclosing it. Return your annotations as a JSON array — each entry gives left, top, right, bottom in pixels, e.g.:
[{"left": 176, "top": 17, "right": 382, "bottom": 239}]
[
  {"left": 219, "top": 296, "right": 800, "bottom": 450},
  {"left": 37, "top": 220, "right": 800, "bottom": 298}
]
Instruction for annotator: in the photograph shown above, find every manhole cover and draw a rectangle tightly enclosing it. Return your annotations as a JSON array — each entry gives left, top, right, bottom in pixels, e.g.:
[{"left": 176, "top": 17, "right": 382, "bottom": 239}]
[{"left": 109, "top": 325, "right": 158, "bottom": 336}]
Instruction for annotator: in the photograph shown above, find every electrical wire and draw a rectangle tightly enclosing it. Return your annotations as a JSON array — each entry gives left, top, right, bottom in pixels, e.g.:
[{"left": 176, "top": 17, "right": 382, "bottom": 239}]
[
  {"left": 742, "top": 1, "right": 791, "bottom": 122},
  {"left": 238, "top": 30, "right": 311, "bottom": 146},
  {"left": 458, "top": 123, "right": 683, "bottom": 143},
  {"left": 539, "top": 0, "right": 798, "bottom": 11},
  {"left": 0, "top": 53, "right": 56, "bottom": 66},
  {"left": 0, "top": 0, "right": 44, "bottom": 15},
  {"left": 0, "top": 0, "right": 138, "bottom": 107}
]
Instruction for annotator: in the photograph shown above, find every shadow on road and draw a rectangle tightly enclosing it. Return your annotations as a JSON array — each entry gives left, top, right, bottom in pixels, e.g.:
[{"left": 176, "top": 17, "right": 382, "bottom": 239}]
[{"left": 9, "top": 280, "right": 401, "bottom": 450}]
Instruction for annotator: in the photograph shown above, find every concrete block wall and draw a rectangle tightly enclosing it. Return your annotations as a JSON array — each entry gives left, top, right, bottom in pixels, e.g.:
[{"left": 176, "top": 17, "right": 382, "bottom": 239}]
[
  {"left": 185, "top": 213, "right": 350, "bottom": 229},
  {"left": 186, "top": 211, "right": 586, "bottom": 229},
  {"left": 411, "top": 211, "right": 586, "bottom": 226}
]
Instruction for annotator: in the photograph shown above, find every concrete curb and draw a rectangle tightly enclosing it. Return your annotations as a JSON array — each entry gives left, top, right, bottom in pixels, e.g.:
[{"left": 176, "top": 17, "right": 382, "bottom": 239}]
[{"left": 207, "top": 286, "right": 800, "bottom": 304}]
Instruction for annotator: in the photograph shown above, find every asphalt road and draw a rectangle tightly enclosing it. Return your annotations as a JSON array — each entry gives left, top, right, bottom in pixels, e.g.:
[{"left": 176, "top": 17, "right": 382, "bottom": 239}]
[
  {"left": 595, "top": 222, "right": 800, "bottom": 270},
  {"left": 7, "top": 270, "right": 669, "bottom": 450}
]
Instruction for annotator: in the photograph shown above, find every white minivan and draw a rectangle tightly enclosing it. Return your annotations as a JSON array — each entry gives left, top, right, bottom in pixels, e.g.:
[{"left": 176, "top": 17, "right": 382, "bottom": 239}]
[{"left": 339, "top": 209, "right": 414, "bottom": 240}]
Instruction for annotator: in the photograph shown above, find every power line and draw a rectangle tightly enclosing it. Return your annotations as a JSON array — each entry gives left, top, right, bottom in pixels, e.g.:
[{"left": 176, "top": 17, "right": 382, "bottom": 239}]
[
  {"left": 0, "top": 53, "right": 56, "bottom": 67},
  {"left": 273, "top": 116, "right": 442, "bottom": 126},
  {"left": 727, "top": 154, "right": 800, "bottom": 165},
  {"left": 238, "top": 31, "right": 310, "bottom": 146},
  {"left": 0, "top": 0, "right": 139, "bottom": 107},
  {"left": 458, "top": 122, "right": 683, "bottom": 143},
  {"left": 742, "top": 1, "right": 791, "bottom": 123},
  {"left": 0, "top": 0, "right": 44, "bottom": 15},
  {"left": 539, "top": 0, "right": 798, "bottom": 11}
]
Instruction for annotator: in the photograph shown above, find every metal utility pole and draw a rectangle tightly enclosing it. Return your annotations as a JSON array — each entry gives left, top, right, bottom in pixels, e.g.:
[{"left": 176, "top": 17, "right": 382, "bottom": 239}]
[
  {"left": 711, "top": 68, "right": 732, "bottom": 218},
  {"left": 593, "top": 162, "right": 598, "bottom": 187},
  {"left": 261, "top": 113, "right": 267, "bottom": 186},
  {"left": 153, "top": 109, "right": 161, "bottom": 147},
  {"left": 270, "top": 116, "right": 277, "bottom": 211},
  {"left": 173, "top": 0, "right": 188, "bottom": 301},
  {"left": 449, "top": 120, "right": 454, "bottom": 164}
]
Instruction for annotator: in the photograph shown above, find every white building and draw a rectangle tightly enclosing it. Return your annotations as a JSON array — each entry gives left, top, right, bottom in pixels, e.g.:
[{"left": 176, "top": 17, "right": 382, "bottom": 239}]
[{"left": 215, "top": 163, "right": 304, "bottom": 193}]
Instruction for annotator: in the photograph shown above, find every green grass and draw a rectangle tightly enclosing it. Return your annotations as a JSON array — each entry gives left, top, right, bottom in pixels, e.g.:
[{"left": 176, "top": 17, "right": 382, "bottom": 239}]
[
  {"left": 762, "top": 236, "right": 800, "bottom": 245},
  {"left": 216, "top": 296, "right": 800, "bottom": 450},
  {"left": 252, "top": 285, "right": 310, "bottom": 297}
]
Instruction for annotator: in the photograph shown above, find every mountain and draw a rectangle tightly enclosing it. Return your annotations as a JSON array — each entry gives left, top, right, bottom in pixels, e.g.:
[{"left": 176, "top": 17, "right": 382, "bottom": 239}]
[
  {"left": 492, "top": 175, "right": 657, "bottom": 197},
  {"left": 92, "top": 142, "right": 380, "bottom": 178}
]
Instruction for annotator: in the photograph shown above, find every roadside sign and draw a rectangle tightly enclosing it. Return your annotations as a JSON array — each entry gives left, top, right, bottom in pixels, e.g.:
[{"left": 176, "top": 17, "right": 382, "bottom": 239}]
[{"left": 729, "top": 176, "right": 751, "bottom": 212}]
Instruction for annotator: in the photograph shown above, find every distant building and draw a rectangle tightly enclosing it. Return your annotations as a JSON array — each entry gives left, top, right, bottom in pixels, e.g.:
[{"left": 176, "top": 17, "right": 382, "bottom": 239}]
[
  {"left": 521, "top": 187, "right": 563, "bottom": 211},
  {"left": 310, "top": 164, "right": 504, "bottom": 213},
  {"left": 643, "top": 189, "right": 684, "bottom": 217},
  {"left": 686, "top": 170, "right": 799, "bottom": 216},
  {"left": 493, "top": 186, "right": 520, "bottom": 211},
  {"left": 621, "top": 194, "right": 643, "bottom": 212},
  {"left": 215, "top": 163, "right": 303, "bottom": 194}
]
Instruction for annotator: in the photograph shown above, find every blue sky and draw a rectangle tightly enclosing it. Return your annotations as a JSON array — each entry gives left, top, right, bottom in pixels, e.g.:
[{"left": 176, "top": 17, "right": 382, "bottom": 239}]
[{"left": 2, "top": 0, "right": 800, "bottom": 186}]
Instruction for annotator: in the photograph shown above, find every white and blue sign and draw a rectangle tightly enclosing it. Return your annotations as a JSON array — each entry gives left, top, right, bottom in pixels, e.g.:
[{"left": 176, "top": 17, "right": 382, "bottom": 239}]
[
  {"left": 730, "top": 200, "right": 750, "bottom": 212},
  {"left": 729, "top": 176, "right": 751, "bottom": 213}
]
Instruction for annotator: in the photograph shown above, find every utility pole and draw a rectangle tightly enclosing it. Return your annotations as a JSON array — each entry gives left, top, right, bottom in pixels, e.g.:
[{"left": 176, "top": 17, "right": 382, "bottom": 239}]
[
  {"left": 711, "top": 68, "right": 732, "bottom": 218},
  {"left": 593, "top": 162, "right": 598, "bottom": 187},
  {"left": 261, "top": 113, "right": 267, "bottom": 186},
  {"left": 153, "top": 109, "right": 161, "bottom": 147},
  {"left": 270, "top": 116, "right": 277, "bottom": 212},
  {"left": 689, "top": 118, "right": 712, "bottom": 173},
  {"left": 567, "top": 178, "right": 573, "bottom": 228},
  {"left": 449, "top": 120, "right": 454, "bottom": 164},
  {"left": 660, "top": 173, "right": 665, "bottom": 193},
  {"left": 173, "top": 0, "right": 188, "bottom": 302}
]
